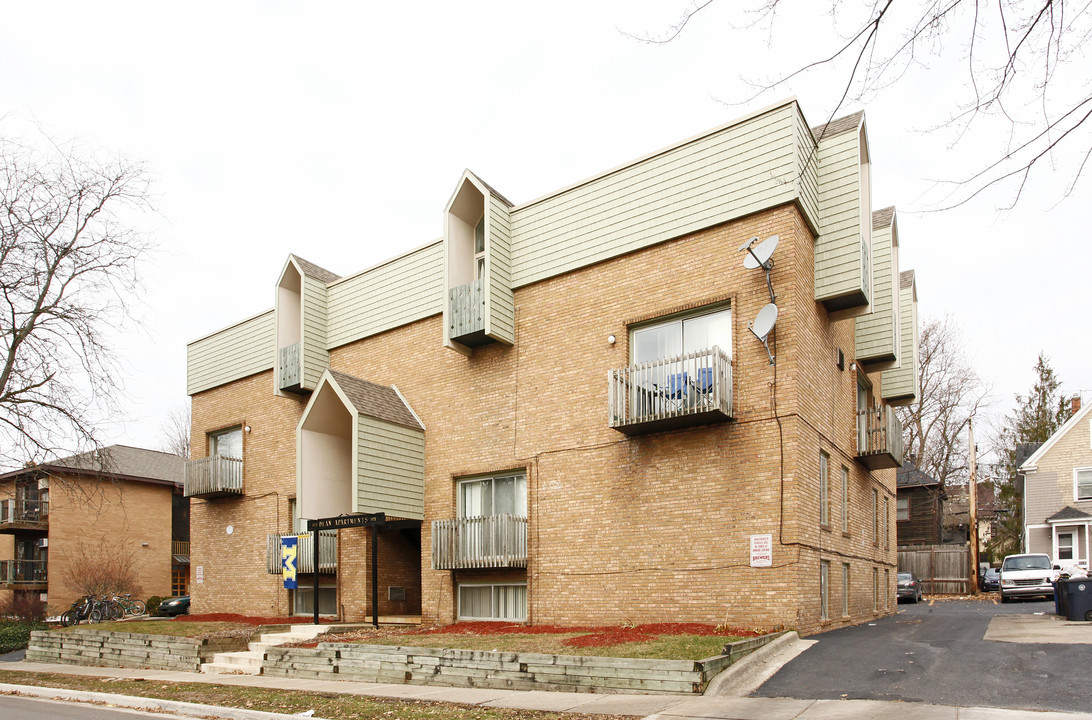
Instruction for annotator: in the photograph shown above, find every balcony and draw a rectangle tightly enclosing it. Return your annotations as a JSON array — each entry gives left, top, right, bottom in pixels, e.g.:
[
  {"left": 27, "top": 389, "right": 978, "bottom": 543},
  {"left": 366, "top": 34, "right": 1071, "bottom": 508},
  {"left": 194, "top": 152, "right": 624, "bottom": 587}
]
[
  {"left": 184, "top": 456, "right": 243, "bottom": 499},
  {"left": 608, "top": 347, "right": 732, "bottom": 435},
  {"left": 278, "top": 342, "right": 302, "bottom": 392},
  {"left": 857, "top": 405, "right": 904, "bottom": 470},
  {"left": 0, "top": 559, "right": 47, "bottom": 589},
  {"left": 0, "top": 498, "right": 49, "bottom": 533},
  {"left": 432, "top": 514, "right": 528, "bottom": 570},
  {"left": 266, "top": 531, "right": 338, "bottom": 574},
  {"left": 448, "top": 278, "right": 489, "bottom": 347}
]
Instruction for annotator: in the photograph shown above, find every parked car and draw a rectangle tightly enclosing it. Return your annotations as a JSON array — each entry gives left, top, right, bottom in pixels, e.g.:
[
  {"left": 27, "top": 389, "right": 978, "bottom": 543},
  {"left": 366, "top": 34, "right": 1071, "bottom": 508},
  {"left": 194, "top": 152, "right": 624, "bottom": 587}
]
[
  {"left": 999, "top": 553, "right": 1054, "bottom": 603},
  {"left": 158, "top": 595, "right": 190, "bottom": 616},
  {"left": 980, "top": 567, "right": 1001, "bottom": 592},
  {"left": 897, "top": 571, "right": 923, "bottom": 603}
]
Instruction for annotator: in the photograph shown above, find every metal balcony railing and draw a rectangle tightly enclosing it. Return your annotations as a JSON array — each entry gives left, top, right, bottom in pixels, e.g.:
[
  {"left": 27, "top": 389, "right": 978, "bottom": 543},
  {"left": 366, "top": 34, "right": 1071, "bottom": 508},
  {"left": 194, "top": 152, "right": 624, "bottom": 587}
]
[
  {"left": 184, "top": 455, "right": 243, "bottom": 498},
  {"left": 0, "top": 498, "right": 49, "bottom": 527},
  {"left": 0, "top": 559, "right": 47, "bottom": 585},
  {"left": 857, "top": 405, "right": 904, "bottom": 469},
  {"left": 267, "top": 531, "right": 338, "bottom": 574},
  {"left": 279, "top": 342, "right": 301, "bottom": 390},
  {"left": 432, "top": 514, "right": 528, "bottom": 570},
  {"left": 448, "top": 278, "right": 485, "bottom": 343},
  {"left": 608, "top": 346, "right": 732, "bottom": 435}
]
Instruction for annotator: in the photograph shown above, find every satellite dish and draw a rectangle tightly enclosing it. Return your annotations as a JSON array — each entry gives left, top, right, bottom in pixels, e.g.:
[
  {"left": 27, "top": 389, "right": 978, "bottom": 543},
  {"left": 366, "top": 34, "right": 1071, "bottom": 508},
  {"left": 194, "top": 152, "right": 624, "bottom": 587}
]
[
  {"left": 737, "top": 236, "right": 760, "bottom": 253},
  {"left": 743, "top": 235, "right": 779, "bottom": 270},
  {"left": 749, "top": 303, "right": 778, "bottom": 364}
]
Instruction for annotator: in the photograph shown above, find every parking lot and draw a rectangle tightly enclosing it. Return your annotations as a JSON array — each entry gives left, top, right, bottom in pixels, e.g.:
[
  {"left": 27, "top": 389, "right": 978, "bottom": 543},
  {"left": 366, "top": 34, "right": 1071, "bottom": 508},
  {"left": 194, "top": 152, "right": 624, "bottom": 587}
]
[{"left": 755, "top": 596, "right": 1092, "bottom": 713}]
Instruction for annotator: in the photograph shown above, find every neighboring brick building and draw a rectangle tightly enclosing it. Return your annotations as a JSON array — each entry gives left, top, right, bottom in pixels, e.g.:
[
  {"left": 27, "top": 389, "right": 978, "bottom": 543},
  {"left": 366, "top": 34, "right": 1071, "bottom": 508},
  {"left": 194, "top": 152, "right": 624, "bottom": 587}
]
[
  {"left": 1021, "top": 398, "right": 1091, "bottom": 569},
  {"left": 185, "top": 100, "right": 920, "bottom": 635},
  {"left": 0, "top": 445, "right": 188, "bottom": 614}
]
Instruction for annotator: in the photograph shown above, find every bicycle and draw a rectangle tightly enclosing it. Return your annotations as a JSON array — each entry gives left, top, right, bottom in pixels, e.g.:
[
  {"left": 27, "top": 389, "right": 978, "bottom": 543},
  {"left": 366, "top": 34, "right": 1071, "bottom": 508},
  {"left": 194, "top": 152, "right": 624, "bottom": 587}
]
[
  {"left": 60, "top": 595, "right": 95, "bottom": 626},
  {"left": 113, "top": 593, "right": 146, "bottom": 616}
]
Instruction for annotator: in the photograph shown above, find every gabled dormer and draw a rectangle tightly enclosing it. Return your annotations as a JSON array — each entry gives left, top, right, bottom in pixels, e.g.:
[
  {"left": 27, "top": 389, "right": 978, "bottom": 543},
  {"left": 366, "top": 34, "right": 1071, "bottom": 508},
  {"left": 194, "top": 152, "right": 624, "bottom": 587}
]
[
  {"left": 443, "top": 171, "right": 514, "bottom": 355},
  {"left": 882, "top": 270, "right": 920, "bottom": 406},
  {"left": 813, "top": 112, "right": 873, "bottom": 318},
  {"left": 855, "top": 207, "right": 901, "bottom": 370},
  {"left": 275, "top": 255, "right": 339, "bottom": 394}
]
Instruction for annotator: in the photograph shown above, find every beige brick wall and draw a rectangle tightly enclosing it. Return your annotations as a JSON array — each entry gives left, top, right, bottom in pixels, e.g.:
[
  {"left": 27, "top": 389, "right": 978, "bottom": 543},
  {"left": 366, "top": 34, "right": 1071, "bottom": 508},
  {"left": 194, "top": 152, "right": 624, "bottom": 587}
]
[{"left": 190, "top": 203, "right": 898, "bottom": 634}]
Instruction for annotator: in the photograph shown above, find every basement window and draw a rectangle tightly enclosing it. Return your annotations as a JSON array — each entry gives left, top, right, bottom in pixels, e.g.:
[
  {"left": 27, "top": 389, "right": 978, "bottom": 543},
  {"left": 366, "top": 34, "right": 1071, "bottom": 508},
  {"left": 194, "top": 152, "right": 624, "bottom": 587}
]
[{"left": 458, "top": 583, "right": 526, "bottom": 621}]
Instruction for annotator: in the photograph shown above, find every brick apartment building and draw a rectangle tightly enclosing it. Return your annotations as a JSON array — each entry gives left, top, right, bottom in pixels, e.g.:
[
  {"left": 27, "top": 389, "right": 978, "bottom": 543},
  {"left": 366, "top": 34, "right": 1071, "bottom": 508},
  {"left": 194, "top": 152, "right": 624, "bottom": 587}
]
[
  {"left": 0, "top": 445, "right": 189, "bottom": 614},
  {"left": 185, "top": 99, "right": 920, "bottom": 635}
]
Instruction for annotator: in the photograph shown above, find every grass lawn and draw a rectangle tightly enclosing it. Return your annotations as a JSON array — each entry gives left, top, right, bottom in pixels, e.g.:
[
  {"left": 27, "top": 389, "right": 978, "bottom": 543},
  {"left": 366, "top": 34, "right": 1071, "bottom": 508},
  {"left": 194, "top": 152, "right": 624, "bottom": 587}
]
[
  {"left": 55, "top": 621, "right": 254, "bottom": 639},
  {"left": 0, "top": 669, "right": 639, "bottom": 720}
]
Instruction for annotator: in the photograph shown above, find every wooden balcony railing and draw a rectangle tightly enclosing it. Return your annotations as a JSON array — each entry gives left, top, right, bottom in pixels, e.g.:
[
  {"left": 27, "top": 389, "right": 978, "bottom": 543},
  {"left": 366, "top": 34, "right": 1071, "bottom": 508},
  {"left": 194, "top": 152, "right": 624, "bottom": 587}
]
[
  {"left": 267, "top": 531, "right": 338, "bottom": 574},
  {"left": 431, "top": 514, "right": 528, "bottom": 570},
  {"left": 448, "top": 278, "right": 486, "bottom": 345},
  {"left": 279, "top": 342, "right": 301, "bottom": 390},
  {"left": 172, "top": 541, "right": 190, "bottom": 558},
  {"left": 0, "top": 498, "right": 49, "bottom": 529},
  {"left": 608, "top": 346, "right": 732, "bottom": 435},
  {"left": 184, "top": 456, "right": 243, "bottom": 498},
  {"left": 857, "top": 405, "right": 904, "bottom": 470},
  {"left": 0, "top": 559, "right": 47, "bottom": 586}
]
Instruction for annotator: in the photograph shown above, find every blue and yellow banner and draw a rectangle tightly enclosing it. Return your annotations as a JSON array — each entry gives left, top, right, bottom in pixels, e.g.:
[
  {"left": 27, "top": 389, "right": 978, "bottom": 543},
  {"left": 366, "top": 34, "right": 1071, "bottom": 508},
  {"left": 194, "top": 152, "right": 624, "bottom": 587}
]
[{"left": 281, "top": 535, "right": 299, "bottom": 589}]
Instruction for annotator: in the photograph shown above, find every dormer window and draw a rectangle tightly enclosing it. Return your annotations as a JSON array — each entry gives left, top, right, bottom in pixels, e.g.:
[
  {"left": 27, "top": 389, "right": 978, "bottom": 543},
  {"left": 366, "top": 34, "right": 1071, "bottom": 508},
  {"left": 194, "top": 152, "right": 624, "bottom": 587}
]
[{"left": 474, "top": 215, "right": 486, "bottom": 279}]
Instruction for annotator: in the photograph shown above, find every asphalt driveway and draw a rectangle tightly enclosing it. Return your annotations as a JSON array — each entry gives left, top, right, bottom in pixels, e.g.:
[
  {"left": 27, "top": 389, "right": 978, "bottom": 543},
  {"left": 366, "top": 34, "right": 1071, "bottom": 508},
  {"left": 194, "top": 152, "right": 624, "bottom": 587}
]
[{"left": 755, "top": 596, "right": 1092, "bottom": 713}]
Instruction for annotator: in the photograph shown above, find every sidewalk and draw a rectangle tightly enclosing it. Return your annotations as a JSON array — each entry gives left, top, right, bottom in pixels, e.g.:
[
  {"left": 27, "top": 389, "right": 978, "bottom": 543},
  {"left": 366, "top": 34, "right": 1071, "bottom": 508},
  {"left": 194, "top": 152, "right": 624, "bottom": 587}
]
[{"left": 4, "top": 657, "right": 1092, "bottom": 720}]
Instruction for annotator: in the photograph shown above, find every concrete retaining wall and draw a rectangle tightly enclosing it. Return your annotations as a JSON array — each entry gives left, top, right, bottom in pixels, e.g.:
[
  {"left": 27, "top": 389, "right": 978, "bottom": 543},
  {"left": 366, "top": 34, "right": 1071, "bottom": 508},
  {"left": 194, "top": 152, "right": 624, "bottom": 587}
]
[
  {"left": 26, "top": 630, "right": 248, "bottom": 672},
  {"left": 262, "top": 632, "right": 785, "bottom": 695}
]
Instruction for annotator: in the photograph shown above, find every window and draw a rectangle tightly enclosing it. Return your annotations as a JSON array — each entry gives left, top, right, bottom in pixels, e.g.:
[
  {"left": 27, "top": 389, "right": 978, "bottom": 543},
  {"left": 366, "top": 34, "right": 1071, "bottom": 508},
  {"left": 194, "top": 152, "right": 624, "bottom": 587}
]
[
  {"left": 872, "top": 567, "right": 879, "bottom": 611},
  {"left": 819, "top": 452, "right": 830, "bottom": 527},
  {"left": 1059, "top": 532, "right": 1075, "bottom": 561},
  {"left": 842, "top": 563, "right": 850, "bottom": 617},
  {"left": 897, "top": 496, "right": 909, "bottom": 522},
  {"left": 293, "top": 586, "right": 337, "bottom": 616},
  {"left": 872, "top": 489, "right": 879, "bottom": 545},
  {"left": 841, "top": 466, "right": 849, "bottom": 533},
  {"left": 459, "top": 583, "right": 526, "bottom": 621},
  {"left": 210, "top": 427, "right": 242, "bottom": 459},
  {"left": 884, "top": 496, "right": 890, "bottom": 549},
  {"left": 473, "top": 215, "right": 486, "bottom": 279},
  {"left": 1076, "top": 468, "right": 1092, "bottom": 501},
  {"left": 885, "top": 569, "right": 890, "bottom": 608},
  {"left": 820, "top": 561, "right": 830, "bottom": 621},
  {"left": 631, "top": 307, "right": 731, "bottom": 364},
  {"left": 171, "top": 564, "right": 188, "bottom": 597},
  {"left": 459, "top": 473, "right": 527, "bottom": 518}
]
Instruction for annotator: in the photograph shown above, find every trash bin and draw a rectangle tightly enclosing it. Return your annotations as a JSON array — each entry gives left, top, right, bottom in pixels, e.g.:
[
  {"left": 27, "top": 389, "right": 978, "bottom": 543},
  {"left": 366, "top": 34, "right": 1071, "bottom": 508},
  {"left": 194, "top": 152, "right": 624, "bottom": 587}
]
[
  {"left": 1062, "top": 579, "right": 1092, "bottom": 621},
  {"left": 1054, "top": 580, "right": 1067, "bottom": 616}
]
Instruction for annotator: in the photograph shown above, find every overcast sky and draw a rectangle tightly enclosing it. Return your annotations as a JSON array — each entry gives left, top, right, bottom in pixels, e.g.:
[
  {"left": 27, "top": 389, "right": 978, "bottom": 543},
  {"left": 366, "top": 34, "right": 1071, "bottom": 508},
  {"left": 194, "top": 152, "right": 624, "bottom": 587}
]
[{"left": 4, "top": 1, "right": 1089, "bottom": 457}]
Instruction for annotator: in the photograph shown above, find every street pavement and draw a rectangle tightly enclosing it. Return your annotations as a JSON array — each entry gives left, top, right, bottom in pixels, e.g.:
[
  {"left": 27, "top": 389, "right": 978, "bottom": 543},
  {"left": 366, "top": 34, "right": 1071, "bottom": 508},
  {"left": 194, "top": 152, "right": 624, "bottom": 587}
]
[{"left": 2, "top": 599, "right": 1091, "bottom": 720}]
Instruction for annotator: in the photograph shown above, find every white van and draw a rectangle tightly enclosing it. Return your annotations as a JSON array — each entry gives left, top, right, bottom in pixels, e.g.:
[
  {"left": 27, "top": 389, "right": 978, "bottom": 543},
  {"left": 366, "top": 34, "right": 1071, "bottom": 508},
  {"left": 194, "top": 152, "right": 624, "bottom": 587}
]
[{"left": 999, "top": 553, "right": 1055, "bottom": 602}]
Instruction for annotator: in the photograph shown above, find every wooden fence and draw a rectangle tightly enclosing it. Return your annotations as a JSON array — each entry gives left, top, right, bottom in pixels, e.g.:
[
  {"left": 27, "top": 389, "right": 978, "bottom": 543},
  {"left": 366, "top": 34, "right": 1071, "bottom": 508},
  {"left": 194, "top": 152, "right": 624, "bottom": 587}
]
[{"left": 897, "top": 543, "right": 970, "bottom": 595}]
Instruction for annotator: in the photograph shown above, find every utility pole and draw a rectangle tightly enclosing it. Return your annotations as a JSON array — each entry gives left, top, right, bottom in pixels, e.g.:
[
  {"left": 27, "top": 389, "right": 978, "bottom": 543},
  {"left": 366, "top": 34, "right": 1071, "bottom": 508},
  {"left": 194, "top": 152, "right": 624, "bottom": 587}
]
[{"left": 968, "top": 418, "right": 979, "bottom": 595}]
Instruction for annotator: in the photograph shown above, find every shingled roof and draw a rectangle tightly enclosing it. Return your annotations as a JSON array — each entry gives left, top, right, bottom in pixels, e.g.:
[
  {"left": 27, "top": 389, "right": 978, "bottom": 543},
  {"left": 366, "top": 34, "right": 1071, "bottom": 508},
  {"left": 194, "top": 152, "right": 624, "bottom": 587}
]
[
  {"left": 811, "top": 111, "right": 864, "bottom": 140},
  {"left": 327, "top": 370, "right": 423, "bottom": 431},
  {"left": 873, "top": 206, "right": 895, "bottom": 230},
  {"left": 900, "top": 269, "right": 915, "bottom": 290},
  {"left": 291, "top": 255, "right": 341, "bottom": 284},
  {"left": 0, "top": 445, "right": 184, "bottom": 486},
  {"left": 1047, "top": 506, "right": 1092, "bottom": 523},
  {"left": 897, "top": 461, "right": 940, "bottom": 489}
]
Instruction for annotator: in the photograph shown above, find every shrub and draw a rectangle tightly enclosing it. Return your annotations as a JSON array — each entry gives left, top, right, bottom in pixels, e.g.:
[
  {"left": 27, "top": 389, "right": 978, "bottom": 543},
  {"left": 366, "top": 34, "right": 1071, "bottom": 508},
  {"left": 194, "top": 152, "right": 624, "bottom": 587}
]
[
  {"left": 0, "top": 593, "right": 47, "bottom": 623},
  {"left": 0, "top": 620, "right": 47, "bottom": 654},
  {"left": 146, "top": 596, "right": 165, "bottom": 617}
]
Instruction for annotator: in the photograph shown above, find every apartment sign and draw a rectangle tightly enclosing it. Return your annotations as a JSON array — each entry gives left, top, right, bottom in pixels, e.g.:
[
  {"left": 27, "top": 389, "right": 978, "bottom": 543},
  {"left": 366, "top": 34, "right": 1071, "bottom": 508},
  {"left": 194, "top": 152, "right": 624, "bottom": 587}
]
[
  {"left": 750, "top": 534, "right": 773, "bottom": 567},
  {"left": 308, "top": 513, "right": 386, "bottom": 531},
  {"left": 195, "top": 565, "right": 204, "bottom": 584}
]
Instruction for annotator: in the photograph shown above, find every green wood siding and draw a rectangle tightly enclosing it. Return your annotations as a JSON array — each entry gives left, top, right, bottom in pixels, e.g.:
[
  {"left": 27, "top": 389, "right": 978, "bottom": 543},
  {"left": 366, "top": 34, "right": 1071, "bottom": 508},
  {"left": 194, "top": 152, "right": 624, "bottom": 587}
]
[
  {"left": 882, "top": 275, "right": 919, "bottom": 403},
  {"left": 509, "top": 103, "right": 800, "bottom": 288},
  {"left": 325, "top": 242, "right": 444, "bottom": 350},
  {"left": 187, "top": 311, "right": 274, "bottom": 395},
  {"left": 855, "top": 220, "right": 898, "bottom": 364},
  {"left": 354, "top": 417, "right": 425, "bottom": 520},
  {"left": 300, "top": 274, "right": 330, "bottom": 391},
  {"left": 814, "top": 128, "right": 867, "bottom": 306},
  {"left": 485, "top": 194, "right": 515, "bottom": 345}
]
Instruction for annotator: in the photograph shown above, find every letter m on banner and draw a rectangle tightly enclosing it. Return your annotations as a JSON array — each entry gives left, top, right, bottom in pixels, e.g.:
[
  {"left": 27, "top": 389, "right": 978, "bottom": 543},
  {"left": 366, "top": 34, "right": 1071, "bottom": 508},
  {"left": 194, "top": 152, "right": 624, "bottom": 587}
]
[{"left": 281, "top": 535, "right": 299, "bottom": 589}]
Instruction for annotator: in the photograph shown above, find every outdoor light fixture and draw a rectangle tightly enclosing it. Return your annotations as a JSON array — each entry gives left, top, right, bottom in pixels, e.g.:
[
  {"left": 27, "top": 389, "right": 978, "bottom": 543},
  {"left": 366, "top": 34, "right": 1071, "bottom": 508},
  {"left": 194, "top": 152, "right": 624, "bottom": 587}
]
[
  {"left": 244, "top": 425, "right": 251, "bottom": 433},
  {"left": 607, "top": 334, "right": 616, "bottom": 344}
]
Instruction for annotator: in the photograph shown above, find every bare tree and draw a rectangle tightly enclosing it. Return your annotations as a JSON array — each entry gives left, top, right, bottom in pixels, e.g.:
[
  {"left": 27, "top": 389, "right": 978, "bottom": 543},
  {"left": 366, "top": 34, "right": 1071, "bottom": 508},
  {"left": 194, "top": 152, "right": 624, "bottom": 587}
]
[
  {"left": 58, "top": 538, "right": 143, "bottom": 599},
  {"left": 897, "top": 316, "right": 991, "bottom": 487},
  {"left": 0, "top": 131, "right": 153, "bottom": 469},
  {"left": 628, "top": 1, "right": 1092, "bottom": 208},
  {"left": 160, "top": 401, "right": 191, "bottom": 459}
]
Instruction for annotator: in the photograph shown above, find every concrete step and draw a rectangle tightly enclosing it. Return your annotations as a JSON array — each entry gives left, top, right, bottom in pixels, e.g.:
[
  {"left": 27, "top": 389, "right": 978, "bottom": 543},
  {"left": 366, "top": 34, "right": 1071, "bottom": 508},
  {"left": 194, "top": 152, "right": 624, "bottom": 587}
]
[
  {"left": 200, "top": 624, "right": 332, "bottom": 674},
  {"left": 200, "top": 661, "right": 261, "bottom": 676}
]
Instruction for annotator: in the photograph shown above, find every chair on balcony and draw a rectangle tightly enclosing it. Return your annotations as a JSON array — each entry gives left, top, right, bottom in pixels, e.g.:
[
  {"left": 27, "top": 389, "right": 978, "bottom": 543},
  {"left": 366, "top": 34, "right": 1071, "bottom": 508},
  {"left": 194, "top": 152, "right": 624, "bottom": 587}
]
[
  {"left": 655, "top": 372, "right": 688, "bottom": 412},
  {"left": 692, "top": 367, "right": 714, "bottom": 408}
]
